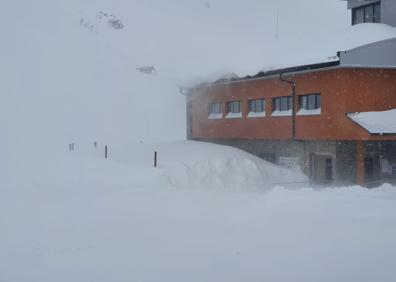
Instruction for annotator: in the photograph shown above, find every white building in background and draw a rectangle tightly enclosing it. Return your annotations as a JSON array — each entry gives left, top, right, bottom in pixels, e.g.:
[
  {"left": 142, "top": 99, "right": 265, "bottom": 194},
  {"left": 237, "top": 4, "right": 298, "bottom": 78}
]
[{"left": 346, "top": 0, "right": 396, "bottom": 26}]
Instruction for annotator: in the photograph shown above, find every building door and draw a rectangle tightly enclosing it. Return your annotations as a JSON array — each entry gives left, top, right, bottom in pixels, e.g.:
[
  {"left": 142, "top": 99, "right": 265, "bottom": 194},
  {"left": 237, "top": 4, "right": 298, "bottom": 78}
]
[
  {"left": 364, "top": 157, "right": 380, "bottom": 183},
  {"left": 259, "top": 153, "right": 276, "bottom": 164},
  {"left": 312, "top": 154, "right": 333, "bottom": 184},
  {"left": 325, "top": 158, "right": 333, "bottom": 181}
]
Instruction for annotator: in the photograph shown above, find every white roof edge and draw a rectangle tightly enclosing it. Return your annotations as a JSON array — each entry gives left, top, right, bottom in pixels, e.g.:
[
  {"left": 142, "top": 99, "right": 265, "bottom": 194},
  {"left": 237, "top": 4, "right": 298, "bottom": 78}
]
[
  {"left": 348, "top": 109, "right": 396, "bottom": 135},
  {"left": 339, "top": 36, "right": 396, "bottom": 53},
  {"left": 340, "top": 64, "right": 396, "bottom": 69},
  {"left": 205, "top": 64, "right": 396, "bottom": 87}
]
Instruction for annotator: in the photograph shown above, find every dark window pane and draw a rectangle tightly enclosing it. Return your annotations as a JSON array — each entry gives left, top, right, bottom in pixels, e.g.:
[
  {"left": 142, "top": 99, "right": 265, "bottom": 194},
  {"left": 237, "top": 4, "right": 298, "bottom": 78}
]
[
  {"left": 258, "top": 100, "right": 265, "bottom": 112},
  {"left": 273, "top": 98, "right": 280, "bottom": 111},
  {"left": 249, "top": 100, "right": 255, "bottom": 112},
  {"left": 374, "top": 3, "right": 381, "bottom": 23},
  {"left": 300, "top": 97, "right": 304, "bottom": 109},
  {"left": 317, "top": 95, "right": 321, "bottom": 109},
  {"left": 354, "top": 8, "right": 364, "bottom": 24},
  {"left": 280, "top": 97, "right": 288, "bottom": 111},
  {"left": 308, "top": 95, "right": 316, "bottom": 110},
  {"left": 364, "top": 5, "right": 374, "bottom": 22}
]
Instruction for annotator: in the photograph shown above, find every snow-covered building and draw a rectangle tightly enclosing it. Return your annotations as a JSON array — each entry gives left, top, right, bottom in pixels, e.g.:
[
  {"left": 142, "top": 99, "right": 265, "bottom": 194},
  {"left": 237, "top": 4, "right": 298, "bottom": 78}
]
[{"left": 184, "top": 5, "right": 396, "bottom": 187}]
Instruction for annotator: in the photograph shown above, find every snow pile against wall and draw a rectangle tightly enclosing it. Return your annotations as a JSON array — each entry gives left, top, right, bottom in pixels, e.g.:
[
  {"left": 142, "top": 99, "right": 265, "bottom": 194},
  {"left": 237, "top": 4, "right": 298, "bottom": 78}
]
[
  {"left": 348, "top": 109, "right": 396, "bottom": 134},
  {"left": 111, "top": 141, "right": 307, "bottom": 190}
]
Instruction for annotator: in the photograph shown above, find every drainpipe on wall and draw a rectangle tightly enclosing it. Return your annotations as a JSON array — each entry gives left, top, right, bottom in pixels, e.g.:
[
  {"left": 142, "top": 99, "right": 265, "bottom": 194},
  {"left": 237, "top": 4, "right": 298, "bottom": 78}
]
[
  {"left": 279, "top": 73, "right": 297, "bottom": 141},
  {"left": 179, "top": 87, "right": 193, "bottom": 139}
]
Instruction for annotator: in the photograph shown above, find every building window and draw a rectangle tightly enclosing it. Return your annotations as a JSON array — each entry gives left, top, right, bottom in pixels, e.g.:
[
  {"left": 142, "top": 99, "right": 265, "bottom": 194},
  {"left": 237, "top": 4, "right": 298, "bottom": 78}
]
[
  {"left": 248, "top": 99, "right": 265, "bottom": 112},
  {"left": 299, "top": 94, "right": 321, "bottom": 110},
  {"left": 226, "top": 101, "right": 242, "bottom": 118},
  {"left": 227, "top": 101, "right": 241, "bottom": 113},
  {"left": 298, "top": 94, "right": 321, "bottom": 115},
  {"left": 248, "top": 99, "right": 266, "bottom": 117},
  {"left": 208, "top": 102, "right": 222, "bottom": 119},
  {"left": 352, "top": 2, "right": 380, "bottom": 25},
  {"left": 272, "top": 96, "right": 292, "bottom": 116}
]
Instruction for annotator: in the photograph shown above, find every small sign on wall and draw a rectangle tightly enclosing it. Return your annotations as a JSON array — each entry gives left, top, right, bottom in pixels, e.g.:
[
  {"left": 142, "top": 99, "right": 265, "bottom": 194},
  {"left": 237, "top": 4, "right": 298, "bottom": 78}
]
[
  {"left": 381, "top": 159, "right": 392, "bottom": 174},
  {"left": 392, "top": 165, "right": 396, "bottom": 176},
  {"left": 279, "top": 157, "right": 300, "bottom": 170}
]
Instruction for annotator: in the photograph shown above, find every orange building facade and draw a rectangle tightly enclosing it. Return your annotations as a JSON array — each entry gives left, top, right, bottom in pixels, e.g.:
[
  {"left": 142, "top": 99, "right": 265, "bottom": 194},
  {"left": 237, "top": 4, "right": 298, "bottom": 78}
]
[{"left": 186, "top": 66, "right": 396, "bottom": 186}]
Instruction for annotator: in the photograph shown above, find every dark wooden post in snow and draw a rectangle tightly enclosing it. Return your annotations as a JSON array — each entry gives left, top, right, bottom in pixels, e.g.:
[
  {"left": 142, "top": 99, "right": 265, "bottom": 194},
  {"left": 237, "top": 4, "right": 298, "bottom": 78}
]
[
  {"left": 154, "top": 151, "right": 157, "bottom": 167},
  {"left": 105, "top": 145, "right": 108, "bottom": 159}
]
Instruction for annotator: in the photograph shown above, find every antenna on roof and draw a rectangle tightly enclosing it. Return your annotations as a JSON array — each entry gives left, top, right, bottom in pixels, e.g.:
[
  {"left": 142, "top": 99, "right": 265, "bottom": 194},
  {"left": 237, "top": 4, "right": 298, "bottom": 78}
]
[{"left": 275, "top": 8, "right": 279, "bottom": 40}]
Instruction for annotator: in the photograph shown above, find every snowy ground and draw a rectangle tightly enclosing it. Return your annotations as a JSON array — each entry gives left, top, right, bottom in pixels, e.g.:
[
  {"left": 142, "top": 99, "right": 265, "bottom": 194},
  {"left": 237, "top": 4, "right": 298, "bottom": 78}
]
[{"left": 1, "top": 141, "right": 396, "bottom": 282}]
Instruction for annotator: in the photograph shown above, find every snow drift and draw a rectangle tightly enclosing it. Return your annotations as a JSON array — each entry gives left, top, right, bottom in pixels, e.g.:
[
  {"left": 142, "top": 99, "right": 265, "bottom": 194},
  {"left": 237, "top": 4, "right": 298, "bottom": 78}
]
[{"left": 2, "top": 141, "right": 307, "bottom": 191}]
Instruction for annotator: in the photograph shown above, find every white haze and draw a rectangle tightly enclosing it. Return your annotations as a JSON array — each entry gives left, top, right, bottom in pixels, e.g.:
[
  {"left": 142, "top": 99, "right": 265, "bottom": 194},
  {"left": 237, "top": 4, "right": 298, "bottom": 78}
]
[{"left": 0, "top": 0, "right": 349, "bottom": 151}]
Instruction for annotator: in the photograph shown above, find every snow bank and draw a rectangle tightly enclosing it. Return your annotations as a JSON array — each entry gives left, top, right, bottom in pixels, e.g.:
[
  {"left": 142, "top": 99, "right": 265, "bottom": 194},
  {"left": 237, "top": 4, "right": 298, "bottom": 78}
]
[
  {"left": 1, "top": 141, "right": 306, "bottom": 192},
  {"left": 107, "top": 141, "right": 307, "bottom": 191},
  {"left": 348, "top": 109, "right": 396, "bottom": 134}
]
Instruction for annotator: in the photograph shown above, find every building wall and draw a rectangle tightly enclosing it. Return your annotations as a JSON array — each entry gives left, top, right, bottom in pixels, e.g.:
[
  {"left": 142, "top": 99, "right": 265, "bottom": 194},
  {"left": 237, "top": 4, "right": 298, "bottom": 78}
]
[
  {"left": 381, "top": 0, "right": 396, "bottom": 27},
  {"left": 340, "top": 38, "right": 396, "bottom": 67},
  {"left": 336, "top": 141, "right": 357, "bottom": 185},
  {"left": 195, "top": 138, "right": 359, "bottom": 185},
  {"left": 189, "top": 68, "right": 396, "bottom": 141},
  {"left": 347, "top": 0, "right": 380, "bottom": 9}
]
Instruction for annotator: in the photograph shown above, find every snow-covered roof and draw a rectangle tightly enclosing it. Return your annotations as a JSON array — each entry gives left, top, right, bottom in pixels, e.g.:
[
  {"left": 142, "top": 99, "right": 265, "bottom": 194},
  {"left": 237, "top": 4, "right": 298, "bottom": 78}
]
[
  {"left": 348, "top": 109, "right": 396, "bottom": 135},
  {"left": 210, "top": 24, "right": 396, "bottom": 83}
]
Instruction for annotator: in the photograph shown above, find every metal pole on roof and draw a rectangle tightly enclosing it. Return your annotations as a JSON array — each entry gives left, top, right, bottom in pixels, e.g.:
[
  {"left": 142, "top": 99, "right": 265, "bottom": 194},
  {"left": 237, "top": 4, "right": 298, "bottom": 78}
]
[
  {"left": 276, "top": 8, "right": 279, "bottom": 40},
  {"left": 280, "top": 73, "right": 297, "bottom": 141}
]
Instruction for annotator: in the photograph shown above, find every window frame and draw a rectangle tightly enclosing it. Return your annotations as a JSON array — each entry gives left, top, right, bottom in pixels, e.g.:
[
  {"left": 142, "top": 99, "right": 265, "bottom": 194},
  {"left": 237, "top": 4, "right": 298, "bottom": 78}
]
[
  {"left": 227, "top": 101, "right": 242, "bottom": 114},
  {"left": 272, "top": 96, "right": 292, "bottom": 112},
  {"left": 209, "top": 102, "right": 222, "bottom": 115},
  {"left": 248, "top": 99, "right": 265, "bottom": 113},
  {"left": 352, "top": 2, "right": 381, "bottom": 25},
  {"left": 299, "top": 93, "right": 321, "bottom": 111}
]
